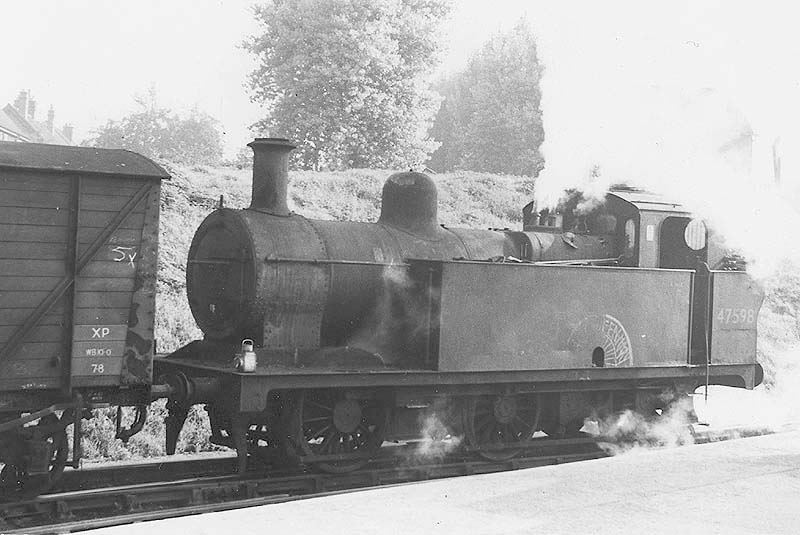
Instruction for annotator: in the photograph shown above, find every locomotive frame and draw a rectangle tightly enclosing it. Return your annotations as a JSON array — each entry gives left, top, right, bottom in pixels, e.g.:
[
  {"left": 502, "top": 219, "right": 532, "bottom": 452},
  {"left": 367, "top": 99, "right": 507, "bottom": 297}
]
[{"left": 154, "top": 138, "right": 762, "bottom": 473}]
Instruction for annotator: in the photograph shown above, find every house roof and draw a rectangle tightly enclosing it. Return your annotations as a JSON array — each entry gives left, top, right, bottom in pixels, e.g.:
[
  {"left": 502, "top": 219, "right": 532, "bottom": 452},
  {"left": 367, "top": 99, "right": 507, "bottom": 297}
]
[
  {"left": 0, "top": 110, "right": 29, "bottom": 141},
  {"left": 27, "top": 117, "right": 71, "bottom": 145},
  {"left": 1, "top": 102, "right": 72, "bottom": 145},
  {"left": 1, "top": 104, "right": 38, "bottom": 141}
]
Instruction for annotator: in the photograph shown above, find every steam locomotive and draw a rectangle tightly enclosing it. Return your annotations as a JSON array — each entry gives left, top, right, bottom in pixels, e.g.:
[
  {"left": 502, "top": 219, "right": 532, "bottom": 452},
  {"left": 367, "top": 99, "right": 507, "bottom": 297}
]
[{"left": 0, "top": 139, "right": 762, "bottom": 493}]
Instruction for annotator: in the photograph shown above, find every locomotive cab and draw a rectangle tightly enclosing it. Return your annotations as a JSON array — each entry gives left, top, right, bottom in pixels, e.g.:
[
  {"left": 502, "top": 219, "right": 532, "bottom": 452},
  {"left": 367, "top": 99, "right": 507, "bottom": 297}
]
[
  {"left": 523, "top": 187, "right": 720, "bottom": 270},
  {"left": 604, "top": 188, "right": 705, "bottom": 269},
  {"left": 602, "top": 189, "right": 761, "bottom": 370}
]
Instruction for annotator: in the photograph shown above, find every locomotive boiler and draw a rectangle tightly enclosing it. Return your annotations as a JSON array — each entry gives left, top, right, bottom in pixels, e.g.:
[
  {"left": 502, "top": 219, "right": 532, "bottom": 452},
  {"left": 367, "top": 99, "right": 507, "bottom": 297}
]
[
  {"left": 156, "top": 138, "right": 763, "bottom": 473},
  {"left": 184, "top": 139, "right": 614, "bottom": 354}
]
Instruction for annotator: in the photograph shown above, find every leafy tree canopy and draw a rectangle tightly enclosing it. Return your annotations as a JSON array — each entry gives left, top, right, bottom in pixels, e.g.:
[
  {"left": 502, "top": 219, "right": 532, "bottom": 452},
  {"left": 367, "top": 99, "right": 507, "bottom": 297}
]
[
  {"left": 244, "top": 0, "right": 450, "bottom": 170},
  {"left": 88, "top": 89, "right": 224, "bottom": 165},
  {"left": 428, "top": 20, "right": 545, "bottom": 177}
]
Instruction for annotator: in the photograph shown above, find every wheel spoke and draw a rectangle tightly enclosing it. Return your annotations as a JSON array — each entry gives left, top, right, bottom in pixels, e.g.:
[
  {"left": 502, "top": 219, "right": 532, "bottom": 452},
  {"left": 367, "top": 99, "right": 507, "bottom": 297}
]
[
  {"left": 308, "top": 424, "right": 332, "bottom": 440},
  {"left": 475, "top": 413, "right": 493, "bottom": 425},
  {"left": 319, "top": 430, "right": 338, "bottom": 453},
  {"left": 479, "top": 421, "right": 495, "bottom": 443},
  {"left": 503, "top": 423, "right": 519, "bottom": 442},
  {"left": 513, "top": 415, "right": 530, "bottom": 427},
  {"left": 515, "top": 418, "right": 532, "bottom": 434},
  {"left": 304, "top": 416, "right": 331, "bottom": 424},
  {"left": 466, "top": 395, "right": 539, "bottom": 461},
  {"left": 308, "top": 400, "right": 333, "bottom": 412},
  {"left": 288, "top": 391, "right": 388, "bottom": 473},
  {"left": 354, "top": 426, "right": 370, "bottom": 448}
]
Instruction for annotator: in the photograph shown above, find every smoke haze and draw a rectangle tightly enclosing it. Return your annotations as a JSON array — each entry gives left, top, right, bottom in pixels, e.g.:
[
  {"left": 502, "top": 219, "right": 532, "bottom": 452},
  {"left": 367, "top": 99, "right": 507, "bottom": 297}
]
[
  {"left": 587, "top": 396, "right": 697, "bottom": 456},
  {"left": 410, "top": 412, "right": 463, "bottom": 462},
  {"left": 529, "top": 2, "right": 800, "bottom": 278},
  {"left": 525, "top": 3, "right": 800, "bottom": 432}
]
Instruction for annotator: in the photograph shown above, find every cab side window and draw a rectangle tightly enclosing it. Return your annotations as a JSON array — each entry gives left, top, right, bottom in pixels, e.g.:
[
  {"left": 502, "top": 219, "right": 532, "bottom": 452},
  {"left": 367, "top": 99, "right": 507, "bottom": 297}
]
[{"left": 621, "top": 218, "right": 637, "bottom": 265}]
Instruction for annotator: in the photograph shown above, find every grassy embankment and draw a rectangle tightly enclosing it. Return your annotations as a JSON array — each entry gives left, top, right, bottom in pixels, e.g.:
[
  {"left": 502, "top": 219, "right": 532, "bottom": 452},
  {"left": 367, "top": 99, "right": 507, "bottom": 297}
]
[{"left": 82, "top": 163, "right": 800, "bottom": 460}]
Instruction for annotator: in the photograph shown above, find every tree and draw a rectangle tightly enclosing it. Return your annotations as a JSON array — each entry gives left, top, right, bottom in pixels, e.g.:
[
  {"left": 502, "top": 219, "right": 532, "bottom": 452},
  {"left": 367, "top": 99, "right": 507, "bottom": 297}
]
[
  {"left": 244, "top": 0, "right": 449, "bottom": 170},
  {"left": 89, "top": 89, "right": 224, "bottom": 165},
  {"left": 428, "top": 20, "right": 545, "bottom": 177}
]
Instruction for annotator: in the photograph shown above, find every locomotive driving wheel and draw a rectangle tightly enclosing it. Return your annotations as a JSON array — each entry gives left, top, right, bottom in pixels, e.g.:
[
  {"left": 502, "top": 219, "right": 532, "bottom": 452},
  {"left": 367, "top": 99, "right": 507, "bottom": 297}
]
[
  {"left": 463, "top": 394, "right": 541, "bottom": 462},
  {"left": 247, "top": 421, "right": 283, "bottom": 465},
  {"left": 0, "top": 414, "right": 69, "bottom": 498},
  {"left": 283, "top": 390, "right": 389, "bottom": 474}
]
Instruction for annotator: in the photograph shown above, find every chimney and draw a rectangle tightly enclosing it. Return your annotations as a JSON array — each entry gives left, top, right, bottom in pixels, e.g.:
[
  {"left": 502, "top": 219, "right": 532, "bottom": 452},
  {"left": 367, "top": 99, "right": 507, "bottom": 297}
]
[
  {"left": 773, "top": 137, "right": 781, "bottom": 185},
  {"left": 247, "top": 138, "right": 296, "bottom": 215},
  {"left": 27, "top": 98, "right": 36, "bottom": 121},
  {"left": 46, "top": 106, "right": 55, "bottom": 133},
  {"left": 63, "top": 124, "right": 74, "bottom": 143},
  {"left": 13, "top": 90, "right": 27, "bottom": 116}
]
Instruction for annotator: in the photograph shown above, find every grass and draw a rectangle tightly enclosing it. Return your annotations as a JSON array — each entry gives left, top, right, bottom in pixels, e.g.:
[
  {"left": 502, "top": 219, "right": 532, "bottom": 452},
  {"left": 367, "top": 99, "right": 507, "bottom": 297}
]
[{"left": 80, "top": 161, "right": 798, "bottom": 462}]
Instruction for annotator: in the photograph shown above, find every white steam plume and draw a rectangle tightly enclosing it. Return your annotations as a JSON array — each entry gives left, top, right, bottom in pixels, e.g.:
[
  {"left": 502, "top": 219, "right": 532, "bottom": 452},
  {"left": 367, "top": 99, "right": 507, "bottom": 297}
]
[
  {"left": 409, "top": 412, "right": 463, "bottom": 462},
  {"left": 521, "top": 4, "right": 800, "bottom": 431},
  {"left": 586, "top": 396, "right": 697, "bottom": 456},
  {"left": 529, "top": 2, "right": 800, "bottom": 278}
]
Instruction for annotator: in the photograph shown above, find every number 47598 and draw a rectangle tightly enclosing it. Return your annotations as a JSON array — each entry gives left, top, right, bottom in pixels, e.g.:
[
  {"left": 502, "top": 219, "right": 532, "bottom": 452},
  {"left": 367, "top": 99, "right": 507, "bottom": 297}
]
[{"left": 717, "top": 308, "right": 755, "bottom": 324}]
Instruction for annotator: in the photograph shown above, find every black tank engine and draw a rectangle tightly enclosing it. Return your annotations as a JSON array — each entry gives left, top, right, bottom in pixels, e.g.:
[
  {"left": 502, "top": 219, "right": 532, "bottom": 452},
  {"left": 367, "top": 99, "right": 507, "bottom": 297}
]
[
  {"left": 0, "top": 139, "right": 763, "bottom": 491},
  {"left": 158, "top": 138, "right": 762, "bottom": 472}
]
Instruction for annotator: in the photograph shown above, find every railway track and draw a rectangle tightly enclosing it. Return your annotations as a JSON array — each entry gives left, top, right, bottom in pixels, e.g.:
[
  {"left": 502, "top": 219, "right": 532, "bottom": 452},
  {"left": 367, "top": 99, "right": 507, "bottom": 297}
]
[
  {"left": 0, "top": 424, "right": 782, "bottom": 533},
  {"left": 56, "top": 454, "right": 239, "bottom": 493},
  {"left": 0, "top": 437, "right": 602, "bottom": 533}
]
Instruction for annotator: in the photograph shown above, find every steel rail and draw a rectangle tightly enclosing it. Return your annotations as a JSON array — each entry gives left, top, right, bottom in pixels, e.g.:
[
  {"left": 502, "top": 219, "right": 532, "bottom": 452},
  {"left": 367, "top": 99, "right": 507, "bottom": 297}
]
[
  {"left": 0, "top": 440, "right": 605, "bottom": 533},
  {"left": 0, "top": 424, "right": 786, "bottom": 533}
]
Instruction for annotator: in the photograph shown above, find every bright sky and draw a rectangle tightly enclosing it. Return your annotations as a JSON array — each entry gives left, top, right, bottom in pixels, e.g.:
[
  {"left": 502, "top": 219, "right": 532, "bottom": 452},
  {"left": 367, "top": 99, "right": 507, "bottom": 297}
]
[{"left": 3, "top": 0, "right": 800, "bottom": 188}]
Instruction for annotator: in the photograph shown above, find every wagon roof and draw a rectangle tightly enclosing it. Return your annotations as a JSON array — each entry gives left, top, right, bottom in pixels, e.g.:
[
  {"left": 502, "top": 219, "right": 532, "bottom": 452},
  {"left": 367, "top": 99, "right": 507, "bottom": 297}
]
[
  {"left": 0, "top": 141, "right": 169, "bottom": 179},
  {"left": 607, "top": 188, "right": 689, "bottom": 214}
]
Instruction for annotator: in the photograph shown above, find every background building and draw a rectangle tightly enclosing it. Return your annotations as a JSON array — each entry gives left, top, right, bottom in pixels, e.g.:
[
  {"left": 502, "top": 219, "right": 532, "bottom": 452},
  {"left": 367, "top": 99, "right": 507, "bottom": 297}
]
[{"left": 0, "top": 90, "right": 73, "bottom": 144}]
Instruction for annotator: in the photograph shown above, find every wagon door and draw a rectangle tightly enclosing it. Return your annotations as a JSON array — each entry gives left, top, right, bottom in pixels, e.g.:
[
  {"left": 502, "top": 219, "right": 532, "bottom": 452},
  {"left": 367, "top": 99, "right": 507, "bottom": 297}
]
[{"left": 70, "top": 175, "right": 161, "bottom": 388}]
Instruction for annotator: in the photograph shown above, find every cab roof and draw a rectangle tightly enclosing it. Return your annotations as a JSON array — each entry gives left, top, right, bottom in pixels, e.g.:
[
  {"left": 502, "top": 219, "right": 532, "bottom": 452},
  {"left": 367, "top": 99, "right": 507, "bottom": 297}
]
[
  {"left": 607, "top": 188, "right": 688, "bottom": 214},
  {"left": 0, "top": 141, "right": 169, "bottom": 179}
]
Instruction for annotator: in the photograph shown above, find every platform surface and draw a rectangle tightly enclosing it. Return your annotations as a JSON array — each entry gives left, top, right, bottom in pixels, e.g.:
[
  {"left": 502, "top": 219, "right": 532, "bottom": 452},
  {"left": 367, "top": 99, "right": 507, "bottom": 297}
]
[{"left": 97, "top": 428, "right": 800, "bottom": 535}]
